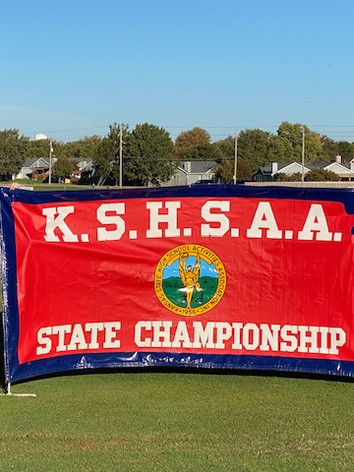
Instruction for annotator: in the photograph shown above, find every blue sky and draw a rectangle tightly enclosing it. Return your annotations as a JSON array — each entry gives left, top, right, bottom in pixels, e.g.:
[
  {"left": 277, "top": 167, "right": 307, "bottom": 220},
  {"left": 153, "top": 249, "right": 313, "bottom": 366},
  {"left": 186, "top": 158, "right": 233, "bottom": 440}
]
[{"left": 1, "top": 0, "right": 354, "bottom": 142}]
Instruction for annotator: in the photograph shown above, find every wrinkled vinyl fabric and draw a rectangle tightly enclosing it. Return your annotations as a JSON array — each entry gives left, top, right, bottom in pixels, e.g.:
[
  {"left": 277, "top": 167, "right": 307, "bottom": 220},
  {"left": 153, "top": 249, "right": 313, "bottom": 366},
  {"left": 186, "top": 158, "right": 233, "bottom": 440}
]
[{"left": 1, "top": 184, "right": 354, "bottom": 383}]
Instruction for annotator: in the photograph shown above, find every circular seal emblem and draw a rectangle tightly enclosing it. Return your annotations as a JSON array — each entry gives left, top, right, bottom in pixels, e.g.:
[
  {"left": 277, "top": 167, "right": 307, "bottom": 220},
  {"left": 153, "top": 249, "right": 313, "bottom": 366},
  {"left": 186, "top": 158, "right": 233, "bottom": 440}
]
[{"left": 154, "top": 244, "right": 226, "bottom": 317}]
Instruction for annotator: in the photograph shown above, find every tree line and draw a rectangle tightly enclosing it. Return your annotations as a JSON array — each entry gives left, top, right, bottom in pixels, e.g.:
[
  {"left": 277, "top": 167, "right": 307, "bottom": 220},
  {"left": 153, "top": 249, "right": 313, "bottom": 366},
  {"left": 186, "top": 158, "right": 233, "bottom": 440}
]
[{"left": 0, "top": 122, "right": 353, "bottom": 185}]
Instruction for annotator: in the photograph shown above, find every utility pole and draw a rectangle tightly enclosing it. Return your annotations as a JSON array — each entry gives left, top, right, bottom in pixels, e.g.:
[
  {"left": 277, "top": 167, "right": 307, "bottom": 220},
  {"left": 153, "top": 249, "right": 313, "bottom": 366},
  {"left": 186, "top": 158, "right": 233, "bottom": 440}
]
[
  {"left": 48, "top": 140, "right": 53, "bottom": 185},
  {"left": 301, "top": 126, "right": 305, "bottom": 186},
  {"left": 119, "top": 124, "right": 123, "bottom": 188},
  {"left": 233, "top": 131, "right": 238, "bottom": 185}
]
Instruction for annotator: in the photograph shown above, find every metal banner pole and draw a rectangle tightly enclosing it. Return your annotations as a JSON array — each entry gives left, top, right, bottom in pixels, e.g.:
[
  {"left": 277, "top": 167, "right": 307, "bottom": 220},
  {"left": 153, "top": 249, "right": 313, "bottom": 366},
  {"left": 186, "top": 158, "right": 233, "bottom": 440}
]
[{"left": 0, "top": 382, "right": 36, "bottom": 397}]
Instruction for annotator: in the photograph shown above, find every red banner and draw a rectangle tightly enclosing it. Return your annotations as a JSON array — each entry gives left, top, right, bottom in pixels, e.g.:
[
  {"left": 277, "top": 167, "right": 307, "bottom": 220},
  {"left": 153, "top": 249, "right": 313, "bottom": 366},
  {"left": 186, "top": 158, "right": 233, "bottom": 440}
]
[{"left": 2, "top": 186, "right": 354, "bottom": 381}]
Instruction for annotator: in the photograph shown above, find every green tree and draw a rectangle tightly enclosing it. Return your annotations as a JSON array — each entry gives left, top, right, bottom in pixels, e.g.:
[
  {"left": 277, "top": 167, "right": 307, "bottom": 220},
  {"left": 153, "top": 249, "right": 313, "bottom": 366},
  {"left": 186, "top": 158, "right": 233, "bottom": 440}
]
[
  {"left": 52, "top": 156, "right": 75, "bottom": 176},
  {"left": 214, "top": 133, "right": 276, "bottom": 180},
  {"left": 338, "top": 141, "right": 354, "bottom": 161},
  {"left": 61, "top": 136, "right": 102, "bottom": 159},
  {"left": 124, "top": 123, "right": 174, "bottom": 186},
  {"left": 274, "top": 172, "right": 302, "bottom": 182},
  {"left": 182, "top": 143, "right": 221, "bottom": 161},
  {"left": 304, "top": 169, "right": 340, "bottom": 181},
  {"left": 237, "top": 129, "right": 270, "bottom": 170},
  {"left": 26, "top": 138, "right": 54, "bottom": 158},
  {"left": 0, "top": 129, "right": 28, "bottom": 180},
  {"left": 174, "top": 127, "right": 210, "bottom": 161},
  {"left": 277, "top": 122, "right": 322, "bottom": 163},
  {"left": 214, "top": 136, "right": 235, "bottom": 159},
  {"left": 320, "top": 135, "right": 340, "bottom": 161},
  {"left": 266, "top": 135, "right": 293, "bottom": 163},
  {"left": 93, "top": 123, "right": 129, "bottom": 186},
  {"left": 213, "top": 137, "right": 235, "bottom": 178},
  {"left": 214, "top": 157, "right": 253, "bottom": 183}
]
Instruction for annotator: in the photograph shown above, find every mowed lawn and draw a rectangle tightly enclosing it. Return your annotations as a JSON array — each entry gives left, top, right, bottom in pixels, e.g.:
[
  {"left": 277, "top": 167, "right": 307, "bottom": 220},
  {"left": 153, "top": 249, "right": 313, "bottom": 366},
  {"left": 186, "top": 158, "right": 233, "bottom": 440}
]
[
  {"left": 1, "top": 180, "right": 128, "bottom": 191},
  {"left": 1, "top": 181, "right": 97, "bottom": 191},
  {"left": 1, "top": 371, "right": 354, "bottom": 472}
]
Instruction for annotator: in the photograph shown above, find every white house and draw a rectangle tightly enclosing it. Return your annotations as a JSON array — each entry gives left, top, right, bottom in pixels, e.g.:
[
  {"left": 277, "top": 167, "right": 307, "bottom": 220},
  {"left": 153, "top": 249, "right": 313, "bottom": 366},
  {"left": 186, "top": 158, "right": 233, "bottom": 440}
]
[
  {"left": 14, "top": 158, "right": 51, "bottom": 180},
  {"left": 253, "top": 155, "right": 354, "bottom": 182},
  {"left": 164, "top": 161, "right": 217, "bottom": 186},
  {"left": 15, "top": 157, "right": 94, "bottom": 181}
]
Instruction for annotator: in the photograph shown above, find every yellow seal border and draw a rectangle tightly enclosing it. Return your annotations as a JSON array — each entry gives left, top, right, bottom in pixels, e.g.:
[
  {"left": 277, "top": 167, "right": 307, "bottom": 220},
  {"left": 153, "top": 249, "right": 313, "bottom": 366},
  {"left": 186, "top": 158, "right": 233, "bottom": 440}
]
[{"left": 154, "top": 244, "right": 226, "bottom": 317}]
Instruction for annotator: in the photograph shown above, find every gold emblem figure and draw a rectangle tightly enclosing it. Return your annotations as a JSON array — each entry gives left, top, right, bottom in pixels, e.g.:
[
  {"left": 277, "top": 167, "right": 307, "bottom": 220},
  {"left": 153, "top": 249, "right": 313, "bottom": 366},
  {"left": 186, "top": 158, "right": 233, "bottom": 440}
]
[{"left": 179, "top": 252, "right": 203, "bottom": 309}]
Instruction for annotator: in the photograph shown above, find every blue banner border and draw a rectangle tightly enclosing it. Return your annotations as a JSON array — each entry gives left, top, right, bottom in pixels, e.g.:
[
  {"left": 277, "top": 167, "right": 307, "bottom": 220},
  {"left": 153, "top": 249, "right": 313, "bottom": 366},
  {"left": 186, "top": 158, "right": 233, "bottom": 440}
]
[
  {"left": 1, "top": 189, "right": 21, "bottom": 384},
  {"left": 6, "top": 184, "right": 354, "bottom": 214},
  {"left": 7, "top": 352, "right": 354, "bottom": 384}
]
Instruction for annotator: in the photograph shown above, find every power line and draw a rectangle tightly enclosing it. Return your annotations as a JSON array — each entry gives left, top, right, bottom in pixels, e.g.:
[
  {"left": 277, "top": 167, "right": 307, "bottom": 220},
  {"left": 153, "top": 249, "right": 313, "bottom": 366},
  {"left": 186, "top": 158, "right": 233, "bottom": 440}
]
[{"left": 7, "top": 121, "right": 354, "bottom": 143}]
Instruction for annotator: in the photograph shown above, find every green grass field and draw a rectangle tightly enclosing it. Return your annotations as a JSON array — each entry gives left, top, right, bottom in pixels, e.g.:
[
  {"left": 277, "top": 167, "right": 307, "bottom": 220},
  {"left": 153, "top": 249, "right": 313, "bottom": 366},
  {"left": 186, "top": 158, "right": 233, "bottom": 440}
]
[
  {"left": 1, "top": 370, "right": 354, "bottom": 472},
  {"left": 0, "top": 179, "right": 111, "bottom": 191}
]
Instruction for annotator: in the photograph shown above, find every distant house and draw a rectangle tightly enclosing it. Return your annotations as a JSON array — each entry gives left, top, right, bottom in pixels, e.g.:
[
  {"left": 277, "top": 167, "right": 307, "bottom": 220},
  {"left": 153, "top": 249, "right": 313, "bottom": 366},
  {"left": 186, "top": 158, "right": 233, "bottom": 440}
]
[
  {"left": 15, "top": 157, "right": 95, "bottom": 182},
  {"left": 73, "top": 158, "right": 96, "bottom": 182},
  {"left": 68, "top": 158, "right": 95, "bottom": 180},
  {"left": 164, "top": 161, "right": 217, "bottom": 186},
  {"left": 15, "top": 158, "right": 51, "bottom": 180},
  {"left": 317, "top": 158, "right": 354, "bottom": 180},
  {"left": 253, "top": 156, "right": 354, "bottom": 182},
  {"left": 253, "top": 162, "right": 308, "bottom": 182}
]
